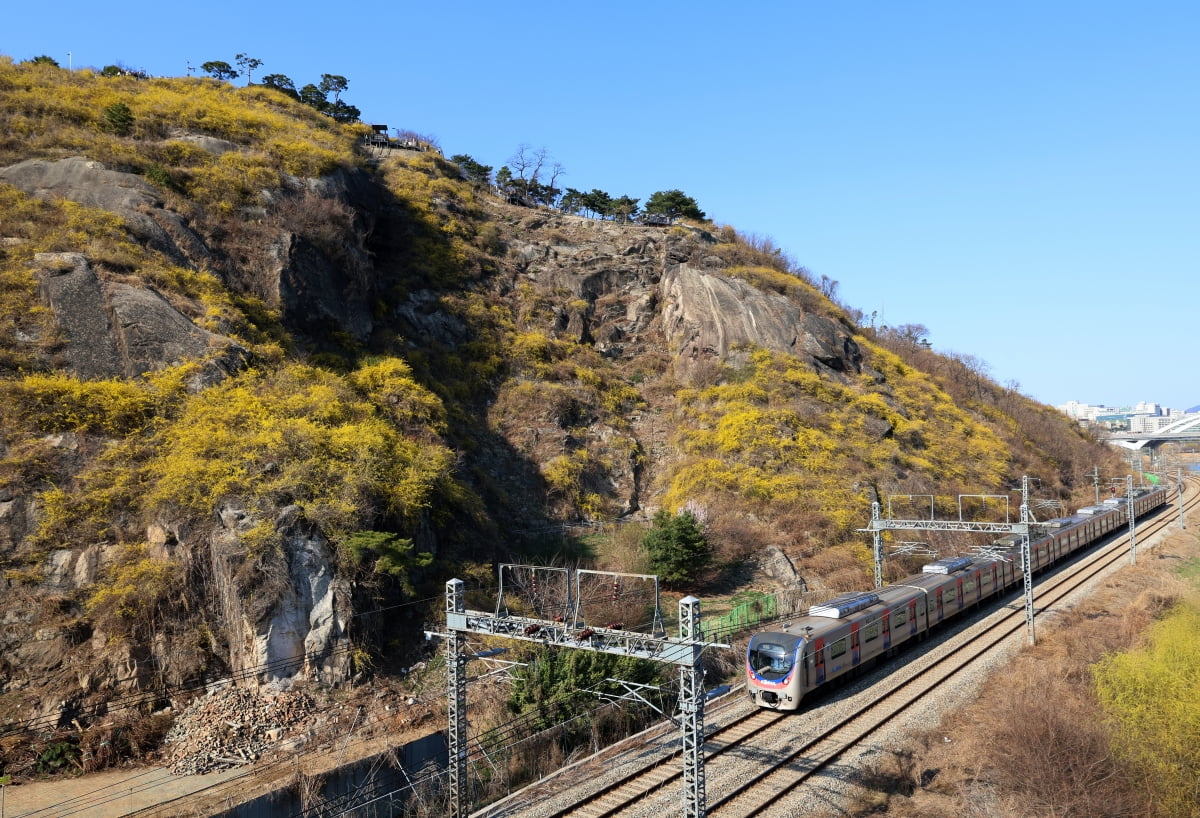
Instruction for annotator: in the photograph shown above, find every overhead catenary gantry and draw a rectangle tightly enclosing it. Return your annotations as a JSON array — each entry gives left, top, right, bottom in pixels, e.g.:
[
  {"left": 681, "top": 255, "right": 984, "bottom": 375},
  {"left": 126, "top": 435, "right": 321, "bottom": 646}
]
[
  {"left": 443, "top": 566, "right": 726, "bottom": 818},
  {"left": 865, "top": 477, "right": 1040, "bottom": 644}
]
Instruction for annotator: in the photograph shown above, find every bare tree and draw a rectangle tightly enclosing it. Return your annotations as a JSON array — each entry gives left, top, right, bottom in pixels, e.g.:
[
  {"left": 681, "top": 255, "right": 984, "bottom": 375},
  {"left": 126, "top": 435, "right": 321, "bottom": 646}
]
[
  {"left": 508, "top": 144, "right": 534, "bottom": 184},
  {"left": 547, "top": 161, "right": 565, "bottom": 192},
  {"left": 508, "top": 144, "right": 552, "bottom": 185},
  {"left": 819, "top": 274, "right": 839, "bottom": 300}
]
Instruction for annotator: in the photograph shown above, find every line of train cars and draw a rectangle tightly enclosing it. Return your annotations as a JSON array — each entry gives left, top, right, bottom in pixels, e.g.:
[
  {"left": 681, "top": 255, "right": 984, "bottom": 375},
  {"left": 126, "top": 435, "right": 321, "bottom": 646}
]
[{"left": 746, "top": 485, "right": 1170, "bottom": 710}]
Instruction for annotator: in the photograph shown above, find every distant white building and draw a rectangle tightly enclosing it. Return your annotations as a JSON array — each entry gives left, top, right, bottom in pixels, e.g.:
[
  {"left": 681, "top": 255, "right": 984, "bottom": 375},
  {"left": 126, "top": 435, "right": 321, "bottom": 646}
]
[
  {"left": 1129, "top": 414, "right": 1177, "bottom": 433},
  {"left": 1057, "top": 400, "right": 1190, "bottom": 427},
  {"left": 1058, "top": 400, "right": 1107, "bottom": 421}
]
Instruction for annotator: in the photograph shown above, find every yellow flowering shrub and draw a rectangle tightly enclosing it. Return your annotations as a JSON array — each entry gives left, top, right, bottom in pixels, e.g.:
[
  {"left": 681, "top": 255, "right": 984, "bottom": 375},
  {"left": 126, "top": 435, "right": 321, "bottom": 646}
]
[{"left": 665, "top": 343, "right": 1009, "bottom": 543}]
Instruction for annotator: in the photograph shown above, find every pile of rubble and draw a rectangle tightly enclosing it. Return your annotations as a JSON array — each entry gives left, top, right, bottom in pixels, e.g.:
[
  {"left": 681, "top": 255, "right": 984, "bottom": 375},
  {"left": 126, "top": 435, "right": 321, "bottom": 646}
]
[{"left": 163, "top": 686, "right": 319, "bottom": 775}]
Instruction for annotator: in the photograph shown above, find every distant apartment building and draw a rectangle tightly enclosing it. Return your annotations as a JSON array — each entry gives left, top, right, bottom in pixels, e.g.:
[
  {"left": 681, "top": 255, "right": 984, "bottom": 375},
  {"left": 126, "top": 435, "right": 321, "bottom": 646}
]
[
  {"left": 1057, "top": 400, "right": 1186, "bottom": 431},
  {"left": 1129, "top": 414, "right": 1179, "bottom": 433}
]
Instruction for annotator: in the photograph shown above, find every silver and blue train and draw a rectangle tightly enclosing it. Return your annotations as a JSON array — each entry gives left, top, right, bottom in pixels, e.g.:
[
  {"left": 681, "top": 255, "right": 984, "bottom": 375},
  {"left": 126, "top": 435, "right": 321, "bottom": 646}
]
[{"left": 746, "top": 486, "right": 1169, "bottom": 710}]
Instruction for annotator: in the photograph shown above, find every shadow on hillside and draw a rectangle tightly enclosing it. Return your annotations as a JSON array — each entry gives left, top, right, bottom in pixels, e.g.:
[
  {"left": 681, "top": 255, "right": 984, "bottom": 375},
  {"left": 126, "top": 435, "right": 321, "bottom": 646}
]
[{"left": 357, "top": 175, "right": 577, "bottom": 568}]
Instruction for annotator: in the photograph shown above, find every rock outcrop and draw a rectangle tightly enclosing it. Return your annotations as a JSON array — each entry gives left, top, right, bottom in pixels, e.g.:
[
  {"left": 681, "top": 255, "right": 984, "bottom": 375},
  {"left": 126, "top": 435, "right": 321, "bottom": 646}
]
[
  {"left": 500, "top": 212, "right": 864, "bottom": 380},
  {"left": 0, "top": 156, "right": 211, "bottom": 267},
  {"left": 209, "top": 504, "right": 351, "bottom": 686},
  {"left": 32, "top": 252, "right": 247, "bottom": 380}
]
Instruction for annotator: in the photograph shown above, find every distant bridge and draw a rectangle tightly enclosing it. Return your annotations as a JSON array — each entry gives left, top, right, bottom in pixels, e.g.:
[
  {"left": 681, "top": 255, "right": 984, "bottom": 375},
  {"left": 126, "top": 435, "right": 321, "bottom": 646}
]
[{"left": 1106, "top": 414, "right": 1200, "bottom": 450}]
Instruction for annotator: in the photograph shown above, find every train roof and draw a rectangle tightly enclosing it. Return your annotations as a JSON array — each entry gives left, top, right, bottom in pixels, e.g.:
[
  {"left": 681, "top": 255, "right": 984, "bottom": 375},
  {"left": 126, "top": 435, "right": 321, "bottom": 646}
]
[
  {"left": 894, "top": 571, "right": 971, "bottom": 591},
  {"left": 923, "top": 556, "right": 974, "bottom": 574},
  {"left": 808, "top": 591, "right": 880, "bottom": 619}
]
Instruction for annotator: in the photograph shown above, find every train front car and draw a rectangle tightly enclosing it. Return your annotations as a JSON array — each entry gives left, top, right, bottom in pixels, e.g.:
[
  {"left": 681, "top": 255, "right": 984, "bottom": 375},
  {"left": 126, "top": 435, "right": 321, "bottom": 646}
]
[{"left": 747, "top": 631, "right": 806, "bottom": 710}]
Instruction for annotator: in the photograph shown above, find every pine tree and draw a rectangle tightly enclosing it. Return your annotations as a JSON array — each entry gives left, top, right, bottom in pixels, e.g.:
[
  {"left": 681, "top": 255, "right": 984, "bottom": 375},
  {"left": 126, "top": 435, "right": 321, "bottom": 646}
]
[{"left": 642, "top": 510, "right": 712, "bottom": 586}]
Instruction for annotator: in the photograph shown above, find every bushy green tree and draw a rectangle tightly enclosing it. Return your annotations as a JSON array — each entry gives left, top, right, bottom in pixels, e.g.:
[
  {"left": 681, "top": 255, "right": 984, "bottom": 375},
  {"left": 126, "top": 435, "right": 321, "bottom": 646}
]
[
  {"left": 201, "top": 60, "right": 238, "bottom": 82},
  {"left": 612, "top": 195, "right": 640, "bottom": 224},
  {"left": 235, "top": 53, "right": 263, "bottom": 85},
  {"left": 507, "top": 647, "right": 663, "bottom": 716},
  {"left": 559, "top": 187, "right": 585, "bottom": 215},
  {"left": 450, "top": 154, "right": 493, "bottom": 187},
  {"left": 298, "top": 83, "right": 326, "bottom": 110},
  {"left": 644, "top": 189, "right": 705, "bottom": 222},
  {"left": 102, "top": 101, "right": 134, "bottom": 136},
  {"left": 293, "top": 75, "right": 360, "bottom": 122},
  {"left": 642, "top": 509, "right": 712, "bottom": 586},
  {"left": 319, "top": 73, "right": 349, "bottom": 104},
  {"left": 261, "top": 73, "right": 299, "bottom": 99},
  {"left": 582, "top": 189, "right": 613, "bottom": 219},
  {"left": 343, "top": 530, "right": 432, "bottom": 596}
]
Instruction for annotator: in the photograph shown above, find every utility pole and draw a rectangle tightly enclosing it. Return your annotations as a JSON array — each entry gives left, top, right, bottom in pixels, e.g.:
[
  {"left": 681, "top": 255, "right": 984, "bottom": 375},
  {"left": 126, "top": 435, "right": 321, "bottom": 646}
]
[
  {"left": 871, "top": 501, "right": 883, "bottom": 590},
  {"left": 1019, "top": 476, "right": 1036, "bottom": 645},
  {"left": 445, "top": 580, "right": 468, "bottom": 818},
  {"left": 678, "top": 596, "right": 706, "bottom": 818},
  {"left": 1179, "top": 468, "right": 1186, "bottom": 530},
  {"left": 1127, "top": 476, "right": 1137, "bottom": 565}
]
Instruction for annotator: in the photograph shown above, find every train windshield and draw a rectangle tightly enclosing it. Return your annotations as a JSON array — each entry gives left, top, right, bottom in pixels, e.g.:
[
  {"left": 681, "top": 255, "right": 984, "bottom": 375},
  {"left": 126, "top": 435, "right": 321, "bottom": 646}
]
[{"left": 748, "top": 635, "right": 799, "bottom": 680}]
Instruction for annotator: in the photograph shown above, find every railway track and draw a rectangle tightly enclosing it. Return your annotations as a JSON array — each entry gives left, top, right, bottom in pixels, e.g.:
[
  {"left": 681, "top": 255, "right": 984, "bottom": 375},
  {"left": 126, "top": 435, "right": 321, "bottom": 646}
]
[{"left": 496, "top": 477, "right": 1198, "bottom": 818}]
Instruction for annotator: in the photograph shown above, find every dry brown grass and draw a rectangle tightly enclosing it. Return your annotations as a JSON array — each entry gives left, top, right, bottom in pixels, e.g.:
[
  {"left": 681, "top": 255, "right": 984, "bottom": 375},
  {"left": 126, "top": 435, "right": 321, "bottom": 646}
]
[{"left": 797, "top": 543, "right": 873, "bottom": 591}]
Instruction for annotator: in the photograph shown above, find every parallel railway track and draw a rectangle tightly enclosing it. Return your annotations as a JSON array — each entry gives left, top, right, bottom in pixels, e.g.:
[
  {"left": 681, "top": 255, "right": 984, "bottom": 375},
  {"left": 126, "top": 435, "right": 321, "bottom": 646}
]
[{"left": 494, "top": 477, "right": 1198, "bottom": 818}]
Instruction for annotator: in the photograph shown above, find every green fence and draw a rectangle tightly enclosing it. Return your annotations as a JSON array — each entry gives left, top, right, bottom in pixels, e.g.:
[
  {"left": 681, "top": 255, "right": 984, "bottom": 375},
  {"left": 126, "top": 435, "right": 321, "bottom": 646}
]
[{"left": 702, "top": 592, "right": 779, "bottom": 641}]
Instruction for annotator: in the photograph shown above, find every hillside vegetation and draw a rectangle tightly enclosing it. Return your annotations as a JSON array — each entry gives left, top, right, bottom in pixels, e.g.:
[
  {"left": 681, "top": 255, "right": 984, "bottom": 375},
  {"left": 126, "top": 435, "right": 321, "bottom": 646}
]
[{"left": 0, "top": 54, "right": 1125, "bottom": 782}]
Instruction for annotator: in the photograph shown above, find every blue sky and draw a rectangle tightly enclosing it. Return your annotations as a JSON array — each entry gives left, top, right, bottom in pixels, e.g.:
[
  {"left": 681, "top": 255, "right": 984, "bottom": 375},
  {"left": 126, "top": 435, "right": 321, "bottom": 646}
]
[{"left": 6, "top": 1, "right": 1198, "bottom": 410}]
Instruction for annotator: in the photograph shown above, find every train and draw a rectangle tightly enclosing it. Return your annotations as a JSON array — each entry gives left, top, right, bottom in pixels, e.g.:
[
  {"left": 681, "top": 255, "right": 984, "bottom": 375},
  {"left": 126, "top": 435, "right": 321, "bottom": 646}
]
[{"left": 745, "top": 485, "right": 1170, "bottom": 710}]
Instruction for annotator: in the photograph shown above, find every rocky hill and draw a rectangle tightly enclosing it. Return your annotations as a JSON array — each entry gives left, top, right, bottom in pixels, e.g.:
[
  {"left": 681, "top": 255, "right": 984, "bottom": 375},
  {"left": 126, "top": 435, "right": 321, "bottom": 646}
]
[{"left": 0, "top": 56, "right": 1123, "bottom": 775}]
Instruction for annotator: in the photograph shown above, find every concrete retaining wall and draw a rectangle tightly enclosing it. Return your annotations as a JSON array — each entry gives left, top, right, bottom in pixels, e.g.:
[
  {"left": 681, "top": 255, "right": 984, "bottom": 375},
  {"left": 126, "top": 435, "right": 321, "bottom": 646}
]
[{"left": 211, "top": 731, "right": 446, "bottom": 818}]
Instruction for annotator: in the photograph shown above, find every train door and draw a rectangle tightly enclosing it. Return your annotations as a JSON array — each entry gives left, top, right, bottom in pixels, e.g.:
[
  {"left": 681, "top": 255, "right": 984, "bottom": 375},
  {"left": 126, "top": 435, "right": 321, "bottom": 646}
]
[
  {"left": 956, "top": 577, "right": 964, "bottom": 611},
  {"left": 989, "top": 564, "right": 998, "bottom": 598},
  {"left": 882, "top": 610, "right": 892, "bottom": 650},
  {"left": 935, "top": 587, "right": 944, "bottom": 622},
  {"left": 814, "top": 638, "right": 826, "bottom": 685},
  {"left": 909, "top": 598, "right": 919, "bottom": 636},
  {"left": 851, "top": 623, "right": 861, "bottom": 666}
]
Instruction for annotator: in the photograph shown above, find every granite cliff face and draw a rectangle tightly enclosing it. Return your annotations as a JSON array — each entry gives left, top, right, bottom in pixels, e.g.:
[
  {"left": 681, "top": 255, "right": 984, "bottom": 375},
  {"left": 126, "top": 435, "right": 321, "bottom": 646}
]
[
  {"left": 0, "top": 155, "right": 379, "bottom": 719},
  {"left": 0, "top": 149, "right": 859, "bottom": 729},
  {"left": 497, "top": 213, "right": 863, "bottom": 378}
]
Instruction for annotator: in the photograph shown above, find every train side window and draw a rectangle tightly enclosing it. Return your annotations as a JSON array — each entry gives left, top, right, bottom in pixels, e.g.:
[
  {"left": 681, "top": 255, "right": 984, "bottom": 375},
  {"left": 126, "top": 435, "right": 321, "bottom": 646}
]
[
  {"left": 863, "top": 622, "right": 880, "bottom": 642},
  {"left": 944, "top": 587, "right": 957, "bottom": 603},
  {"left": 894, "top": 610, "right": 907, "bottom": 627},
  {"left": 829, "top": 639, "right": 847, "bottom": 659}
]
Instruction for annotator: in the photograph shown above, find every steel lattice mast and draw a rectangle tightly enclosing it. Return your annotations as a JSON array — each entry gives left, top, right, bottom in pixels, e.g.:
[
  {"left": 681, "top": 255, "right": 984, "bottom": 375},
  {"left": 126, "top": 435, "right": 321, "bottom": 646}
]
[
  {"left": 678, "top": 596, "right": 706, "bottom": 817},
  {"left": 446, "top": 579, "right": 468, "bottom": 818},
  {"left": 868, "top": 480, "right": 1036, "bottom": 645},
  {"left": 443, "top": 574, "right": 725, "bottom": 817}
]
